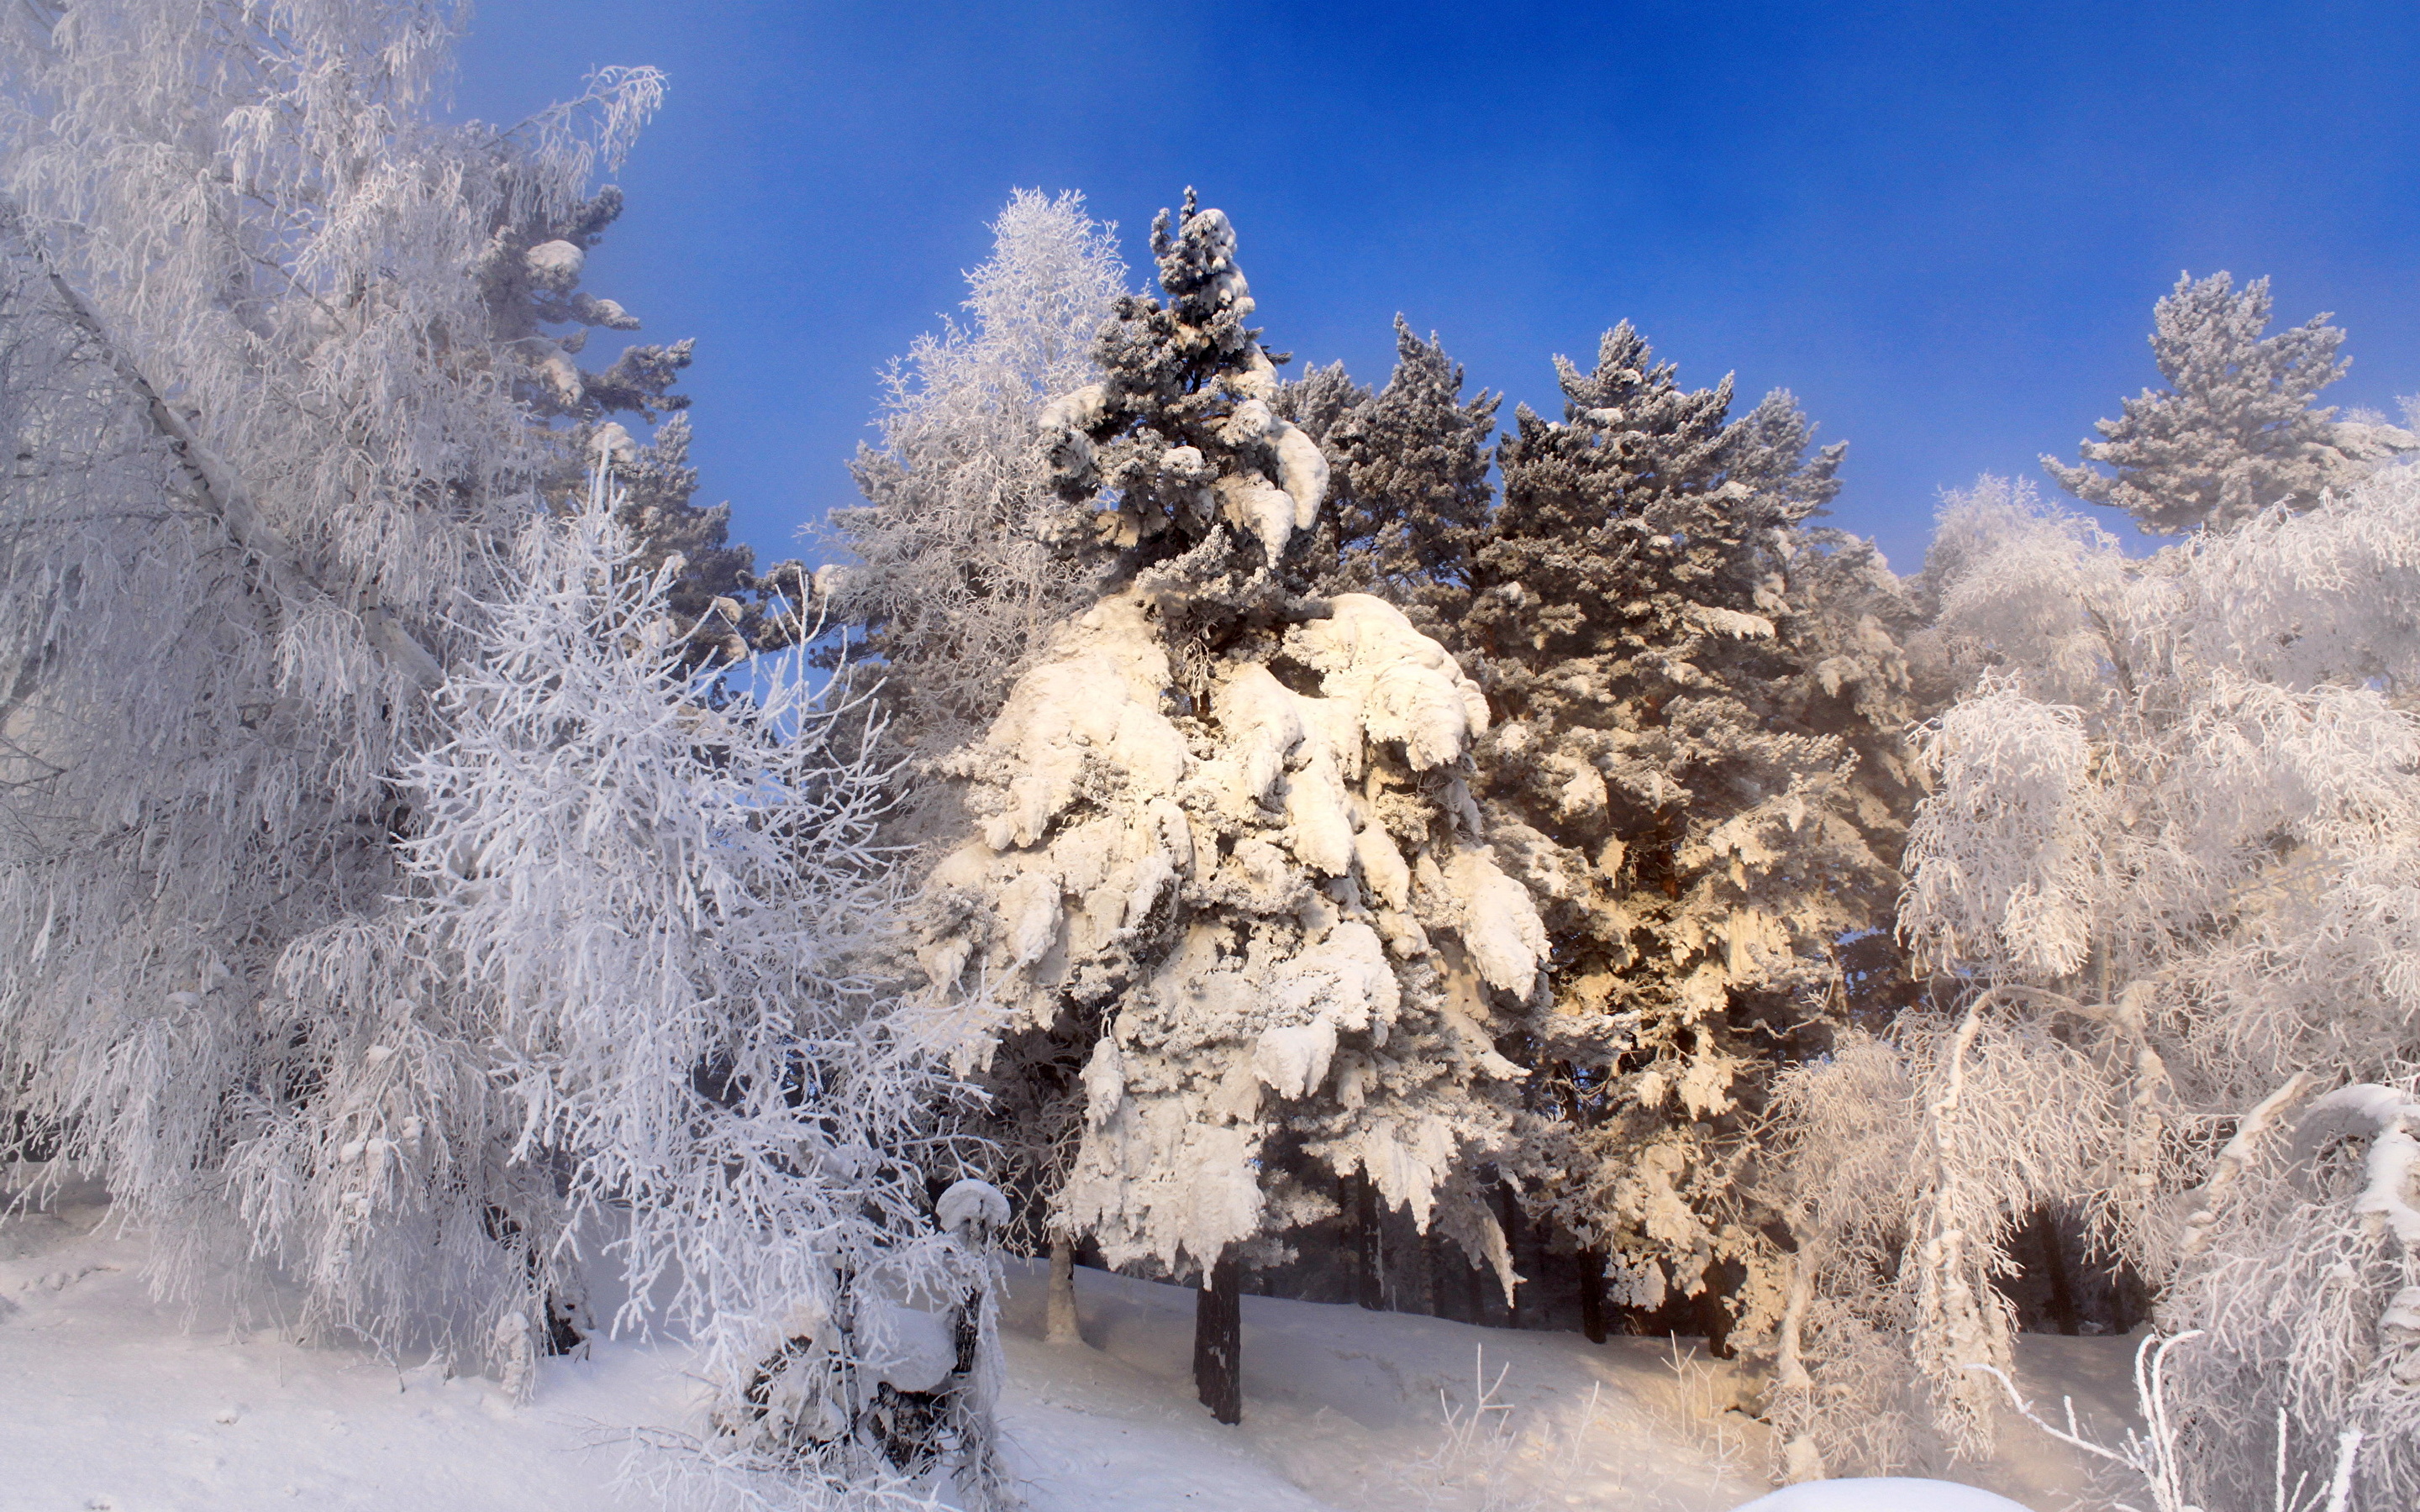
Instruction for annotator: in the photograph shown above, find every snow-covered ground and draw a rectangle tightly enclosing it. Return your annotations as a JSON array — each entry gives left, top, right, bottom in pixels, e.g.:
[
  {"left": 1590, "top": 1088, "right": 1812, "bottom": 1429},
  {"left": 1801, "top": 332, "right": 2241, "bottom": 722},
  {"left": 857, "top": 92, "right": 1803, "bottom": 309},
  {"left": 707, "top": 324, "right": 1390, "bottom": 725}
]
[{"left": 0, "top": 1181, "right": 2139, "bottom": 1511}]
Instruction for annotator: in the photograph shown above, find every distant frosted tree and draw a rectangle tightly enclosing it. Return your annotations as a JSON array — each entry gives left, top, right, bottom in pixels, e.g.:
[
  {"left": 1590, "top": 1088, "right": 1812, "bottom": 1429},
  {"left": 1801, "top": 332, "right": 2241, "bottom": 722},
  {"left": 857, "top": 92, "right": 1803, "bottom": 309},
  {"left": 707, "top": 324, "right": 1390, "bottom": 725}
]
[
  {"left": 485, "top": 171, "right": 805, "bottom": 673},
  {"left": 595, "top": 412, "right": 819, "bottom": 673},
  {"left": 2043, "top": 271, "right": 2413, "bottom": 533},
  {"left": 823, "top": 189, "right": 1129, "bottom": 799},
  {"left": 918, "top": 194, "right": 1545, "bottom": 1421},
  {"left": 1296, "top": 317, "right": 1498, "bottom": 636},
  {"left": 1765, "top": 472, "right": 2420, "bottom": 1506}
]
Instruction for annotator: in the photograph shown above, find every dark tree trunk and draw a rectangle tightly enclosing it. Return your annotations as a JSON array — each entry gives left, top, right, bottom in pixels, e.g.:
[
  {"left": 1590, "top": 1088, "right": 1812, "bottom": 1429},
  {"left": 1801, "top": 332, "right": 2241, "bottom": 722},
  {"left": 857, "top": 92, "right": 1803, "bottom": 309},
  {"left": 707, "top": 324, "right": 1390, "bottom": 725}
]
[
  {"left": 2032, "top": 1206, "right": 2081, "bottom": 1336},
  {"left": 1427, "top": 1228, "right": 1458, "bottom": 1320},
  {"left": 1497, "top": 1184, "right": 1523, "bottom": 1329},
  {"left": 1698, "top": 1257, "right": 1741, "bottom": 1360},
  {"left": 1402, "top": 1204, "right": 1431, "bottom": 1316},
  {"left": 1578, "top": 1246, "right": 1608, "bottom": 1344},
  {"left": 1193, "top": 1249, "right": 1243, "bottom": 1425},
  {"left": 1349, "top": 1170, "right": 1384, "bottom": 1310}
]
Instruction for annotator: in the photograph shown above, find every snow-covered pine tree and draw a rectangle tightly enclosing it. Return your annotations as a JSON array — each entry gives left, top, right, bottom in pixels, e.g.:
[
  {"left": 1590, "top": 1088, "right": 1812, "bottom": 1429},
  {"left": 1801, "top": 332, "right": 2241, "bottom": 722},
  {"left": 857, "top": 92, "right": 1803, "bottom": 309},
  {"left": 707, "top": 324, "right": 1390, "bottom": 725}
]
[
  {"left": 1448, "top": 328, "right": 1918, "bottom": 1349},
  {"left": 2043, "top": 271, "right": 2413, "bottom": 534},
  {"left": 1294, "top": 317, "right": 1498, "bottom": 641},
  {"left": 1765, "top": 472, "right": 2420, "bottom": 1504},
  {"left": 476, "top": 152, "right": 806, "bottom": 673},
  {"left": 596, "top": 411, "right": 821, "bottom": 673},
  {"left": 823, "top": 188, "right": 1129, "bottom": 801},
  {"left": 917, "top": 193, "right": 1546, "bottom": 1421},
  {"left": 1277, "top": 322, "right": 1504, "bottom": 1307}
]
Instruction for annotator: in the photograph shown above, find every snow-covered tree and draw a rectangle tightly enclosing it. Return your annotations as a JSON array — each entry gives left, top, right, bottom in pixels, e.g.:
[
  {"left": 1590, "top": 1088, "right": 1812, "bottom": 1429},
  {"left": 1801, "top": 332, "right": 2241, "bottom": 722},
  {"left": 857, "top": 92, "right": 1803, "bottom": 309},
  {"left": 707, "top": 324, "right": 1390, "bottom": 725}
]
[
  {"left": 823, "top": 188, "right": 1129, "bottom": 804},
  {"left": 0, "top": 0, "right": 659, "bottom": 1289},
  {"left": 1440, "top": 326, "right": 1917, "bottom": 1349},
  {"left": 1295, "top": 317, "right": 1497, "bottom": 638},
  {"left": 596, "top": 411, "right": 821, "bottom": 674},
  {"left": 1765, "top": 471, "right": 2420, "bottom": 1504},
  {"left": 0, "top": 19, "right": 979, "bottom": 1497},
  {"left": 917, "top": 194, "right": 1546, "bottom": 1420},
  {"left": 2043, "top": 271, "right": 2413, "bottom": 534},
  {"left": 274, "top": 474, "right": 1003, "bottom": 1500},
  {"left": 469, "top": 134, "right": 802, "bottom": 675}
]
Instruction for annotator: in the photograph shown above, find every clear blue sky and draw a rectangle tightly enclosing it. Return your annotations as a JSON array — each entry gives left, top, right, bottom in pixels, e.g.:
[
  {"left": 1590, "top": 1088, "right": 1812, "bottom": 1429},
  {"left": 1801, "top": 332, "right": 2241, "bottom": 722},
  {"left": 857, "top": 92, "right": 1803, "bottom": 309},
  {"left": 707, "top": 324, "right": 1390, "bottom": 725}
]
[{"left": 455, "top": 1, "right": 2420, "bottom": 574}]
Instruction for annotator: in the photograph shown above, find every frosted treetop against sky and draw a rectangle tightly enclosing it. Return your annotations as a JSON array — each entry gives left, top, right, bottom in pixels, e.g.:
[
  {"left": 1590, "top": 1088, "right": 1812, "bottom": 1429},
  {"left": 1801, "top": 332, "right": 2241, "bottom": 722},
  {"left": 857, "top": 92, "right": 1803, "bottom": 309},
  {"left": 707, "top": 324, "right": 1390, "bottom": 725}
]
[{"left": 456, "top": 0, "right": 2420, "bottom": 572}]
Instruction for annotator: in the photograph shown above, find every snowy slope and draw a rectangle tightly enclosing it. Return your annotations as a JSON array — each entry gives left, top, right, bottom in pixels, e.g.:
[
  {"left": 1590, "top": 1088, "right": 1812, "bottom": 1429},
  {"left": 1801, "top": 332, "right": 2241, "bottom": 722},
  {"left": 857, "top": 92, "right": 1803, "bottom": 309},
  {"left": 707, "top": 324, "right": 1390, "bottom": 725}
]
[{"left": 0, "top": 1184, "right": 2139, "bottom": 1511}]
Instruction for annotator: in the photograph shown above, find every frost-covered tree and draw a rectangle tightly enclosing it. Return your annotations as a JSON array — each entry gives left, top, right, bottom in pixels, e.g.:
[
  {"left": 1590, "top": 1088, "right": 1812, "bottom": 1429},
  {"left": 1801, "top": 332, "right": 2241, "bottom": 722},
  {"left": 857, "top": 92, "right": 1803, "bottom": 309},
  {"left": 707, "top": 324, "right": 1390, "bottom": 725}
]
[
  {"left": 595, "top": 412, "right": 820, "bottom": 674},
  {"left": 917, "top": 194, "right": 1546, "bottom": 1420},
  {"left": 282, "top": 475, "right": 1002, "bottom": 1501},
  {"left": 823, "top": 188, "right": 1129, "bottom": 798},
  {"left": 1765, "top": 472, "right": 2420, "bottom": 1504},
  {"left": 0, "top": 13, "right": 976, "bottom": 1487},
  {"left": 1296, "top": 317, "right": 1497, "bottom": 637},
  {"left": 2043, "top": 271, "right": 2413, "bottom": 534},
  {"left": 0, "top": 0, "right": 659, "bottom": 1289},
  {"left": 1437, "top": 326, "right": 1917, "bottom": 1348},
  {"left": 475, "top": 145, "right": 804, "bottom": 673}
]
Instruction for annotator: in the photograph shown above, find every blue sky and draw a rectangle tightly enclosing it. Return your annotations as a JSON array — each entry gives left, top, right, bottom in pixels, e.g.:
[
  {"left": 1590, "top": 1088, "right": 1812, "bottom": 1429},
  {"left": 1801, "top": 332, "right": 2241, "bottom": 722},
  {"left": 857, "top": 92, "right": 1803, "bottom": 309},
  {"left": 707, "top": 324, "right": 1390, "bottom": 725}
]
[{"left": 456, "top": 1, "right": 2420, "bottom": 574}]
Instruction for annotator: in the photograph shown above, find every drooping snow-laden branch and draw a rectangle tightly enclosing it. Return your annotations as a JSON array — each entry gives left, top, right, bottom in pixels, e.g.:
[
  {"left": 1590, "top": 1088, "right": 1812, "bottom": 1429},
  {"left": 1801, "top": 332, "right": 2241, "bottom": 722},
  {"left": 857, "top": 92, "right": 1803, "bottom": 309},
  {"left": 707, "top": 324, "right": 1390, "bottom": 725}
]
[{"left": 0, "top": 193, "right": 442, "bottom": 688}]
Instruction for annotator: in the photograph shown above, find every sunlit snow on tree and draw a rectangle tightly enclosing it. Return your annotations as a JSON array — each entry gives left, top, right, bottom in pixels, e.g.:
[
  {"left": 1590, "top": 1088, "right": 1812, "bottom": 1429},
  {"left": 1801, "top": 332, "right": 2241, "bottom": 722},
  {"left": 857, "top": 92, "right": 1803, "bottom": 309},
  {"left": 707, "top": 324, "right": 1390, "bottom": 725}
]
[{"left": 918, "top": 197, "right": 1548, "bottom": 1368}]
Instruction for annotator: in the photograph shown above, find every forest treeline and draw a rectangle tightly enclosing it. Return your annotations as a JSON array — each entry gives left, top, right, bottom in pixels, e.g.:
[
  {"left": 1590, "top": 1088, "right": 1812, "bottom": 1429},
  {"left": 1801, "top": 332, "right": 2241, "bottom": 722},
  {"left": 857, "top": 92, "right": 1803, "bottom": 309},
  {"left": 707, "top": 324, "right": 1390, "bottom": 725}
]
[{"left": 3, "top": 6, "right": 2416, "bottom": 1510}]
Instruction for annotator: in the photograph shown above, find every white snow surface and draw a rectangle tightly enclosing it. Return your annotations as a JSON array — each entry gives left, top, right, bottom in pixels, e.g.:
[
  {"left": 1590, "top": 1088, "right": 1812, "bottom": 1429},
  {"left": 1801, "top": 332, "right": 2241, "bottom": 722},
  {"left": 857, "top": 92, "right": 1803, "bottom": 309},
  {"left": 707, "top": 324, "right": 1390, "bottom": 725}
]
[
  {"left": 2, "top": 1179, "right": 2138, "bottom": 1511},
  {"left": 1730, "top": 1481, "right": 2033, "bottom": 1510}
]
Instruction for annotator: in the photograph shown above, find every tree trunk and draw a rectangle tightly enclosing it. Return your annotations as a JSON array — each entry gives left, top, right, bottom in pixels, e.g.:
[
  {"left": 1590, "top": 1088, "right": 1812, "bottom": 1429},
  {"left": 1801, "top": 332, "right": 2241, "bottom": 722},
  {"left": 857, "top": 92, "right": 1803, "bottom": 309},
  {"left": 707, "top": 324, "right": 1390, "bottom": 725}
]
[
  {"left": 1698, "top": 1258, "right": 1739, "bottom": 1360},
  {"left": 1046, "top": 1237, "right": 1082, "bottom": 1345},
  {"left": 1578, "top": 1246, "right": 1608, "bottom": 1344},
  {"left": 1193, "top": 1249, "right": 1243, "bottom": 1425},
  {"left": 1497, "top": 1184, "right": 1523, "bottom": 1329},
  {"left": 1427, "top": 1228, "right": 1456, "bottom": 1319},
  {"left": 2032, "top": 1206, "right": 2081, "bottom": 1336},
  {"left": 1349, "top": 1170, "right": 1384, "bottom": 1310}
]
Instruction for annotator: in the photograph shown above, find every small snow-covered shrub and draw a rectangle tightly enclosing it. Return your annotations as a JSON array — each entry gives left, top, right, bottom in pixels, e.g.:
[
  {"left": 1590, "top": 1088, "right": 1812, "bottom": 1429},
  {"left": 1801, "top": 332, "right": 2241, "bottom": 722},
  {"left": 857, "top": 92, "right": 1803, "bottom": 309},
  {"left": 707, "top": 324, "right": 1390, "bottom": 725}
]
[{"left": 1392, "top": 1347, "right": 1607, "bottom": 1512}]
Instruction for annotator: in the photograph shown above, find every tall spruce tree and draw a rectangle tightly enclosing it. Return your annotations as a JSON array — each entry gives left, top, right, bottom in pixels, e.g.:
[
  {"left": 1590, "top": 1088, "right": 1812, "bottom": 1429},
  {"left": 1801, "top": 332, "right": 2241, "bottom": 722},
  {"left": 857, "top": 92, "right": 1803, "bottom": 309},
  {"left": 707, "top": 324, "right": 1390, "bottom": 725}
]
[
  {"left": 2043, "top": 270, "right": 2413, "bottom": 534},
  {"left": 918, "top": 195, "right": 1545, "bottom": 1421},
  {"left": 1445, "top": 326, "right": 1918, "bottom": 1348},
  {"left": 1294, "top": 317, "right": 1498, "bottom": 638}
]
